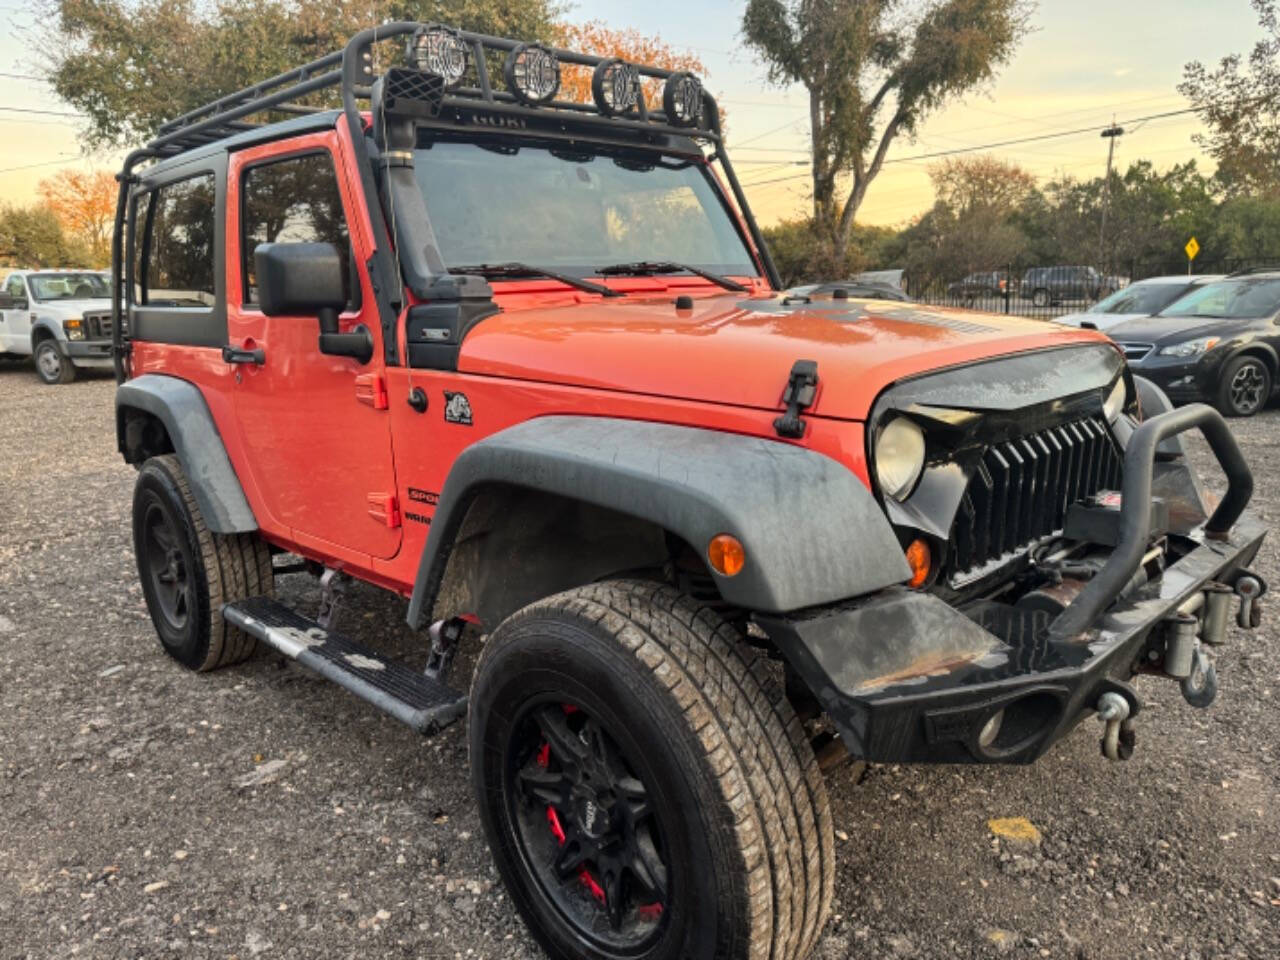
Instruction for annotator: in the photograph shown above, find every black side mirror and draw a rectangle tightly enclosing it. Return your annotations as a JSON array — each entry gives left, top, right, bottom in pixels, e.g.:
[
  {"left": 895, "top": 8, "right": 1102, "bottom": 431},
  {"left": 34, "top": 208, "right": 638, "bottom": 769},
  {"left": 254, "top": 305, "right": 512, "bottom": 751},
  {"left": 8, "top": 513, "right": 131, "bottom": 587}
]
[{"left": 254, "top": 242, "right": 372, "bottom": 364}]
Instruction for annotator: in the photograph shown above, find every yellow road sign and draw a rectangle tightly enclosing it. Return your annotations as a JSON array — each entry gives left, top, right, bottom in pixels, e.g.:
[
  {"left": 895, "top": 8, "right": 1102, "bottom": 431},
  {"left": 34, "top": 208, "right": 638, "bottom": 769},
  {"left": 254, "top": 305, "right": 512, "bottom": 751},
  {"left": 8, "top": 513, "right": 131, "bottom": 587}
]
[{"left": 1186, "top": 236, "right": 1200, "bottom": 261}]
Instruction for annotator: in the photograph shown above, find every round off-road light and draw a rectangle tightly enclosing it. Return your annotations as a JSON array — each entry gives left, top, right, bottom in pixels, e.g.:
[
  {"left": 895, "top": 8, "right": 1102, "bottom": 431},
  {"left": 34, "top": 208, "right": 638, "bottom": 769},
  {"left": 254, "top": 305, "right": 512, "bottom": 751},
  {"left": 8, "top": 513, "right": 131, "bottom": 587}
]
[
  {"left": 874, "top": 416, "right": 925, "bottom": 502},
  {"left": 592, "top": 58, "right": 641, "bottom": 116},
  {"left": 407, "top": 25, "right": 469, "bottom": 89},
  {"left": 662, "top": 71, "right": 703, "bottom": 126},
  {"left": 978, "top": 709, "right": 1005, "bottom": 749},
  {"left": 504, "top": 43, "right": 560, "bottom": 105}
]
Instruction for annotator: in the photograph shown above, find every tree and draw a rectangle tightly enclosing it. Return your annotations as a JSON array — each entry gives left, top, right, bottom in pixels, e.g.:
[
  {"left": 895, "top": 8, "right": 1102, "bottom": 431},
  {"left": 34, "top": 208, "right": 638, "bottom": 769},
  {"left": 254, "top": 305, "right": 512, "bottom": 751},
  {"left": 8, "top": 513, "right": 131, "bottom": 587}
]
[
  {"left": 0, "top": 204, "right": 88, "bottom": 267},
  {"left": 929, "top": 154, "right": 1035, "bottom": 217},
  {"left": 36, "top": 169, "right": 116, "bottom": 266},
  {"left": 741, "top": 0, "right": 1030, "bottom": 263},
  {"left": 762, "top": 217, "right": 900, "bottom": 285},
  {"left": 1180, "top": 0, "right": 1280, "bottom": 198},
  {"left": 553, "top": 21, "right": 706, "bottom": 108},
  {"left": 41, "top": 0, "right": 565, "bottom": 149}
]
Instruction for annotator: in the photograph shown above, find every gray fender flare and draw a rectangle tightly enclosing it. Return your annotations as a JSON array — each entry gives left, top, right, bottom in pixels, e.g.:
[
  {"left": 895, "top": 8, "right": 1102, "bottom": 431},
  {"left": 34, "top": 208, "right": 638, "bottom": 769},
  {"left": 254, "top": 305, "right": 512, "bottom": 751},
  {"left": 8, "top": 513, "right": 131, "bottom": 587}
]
[
  {"left": 406, "top": 415, "right": 910, "bottom": 628},
  {"left": 116, "top": 374, "right": 257, "bottom": 533},
  {"left": 30, "top": 319, "right": 60, "bottom": 350}
]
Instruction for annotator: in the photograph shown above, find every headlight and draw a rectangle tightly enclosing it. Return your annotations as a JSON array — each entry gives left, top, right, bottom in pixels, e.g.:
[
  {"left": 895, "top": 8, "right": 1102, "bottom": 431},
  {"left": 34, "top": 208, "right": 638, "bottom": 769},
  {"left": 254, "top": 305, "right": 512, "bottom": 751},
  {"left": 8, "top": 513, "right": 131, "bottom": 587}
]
[
  {"left": 1102, "top": 378, "right": 1126, "bottom": 422},
  {"left": 1158, "top": 337, "right": 1219, "bottom": 358},
  {"left": 63, "top": 318, "right": 84, "bottom": 341},
  {"left": 874, "top": 417, "right": 926, "bottom": 501}
]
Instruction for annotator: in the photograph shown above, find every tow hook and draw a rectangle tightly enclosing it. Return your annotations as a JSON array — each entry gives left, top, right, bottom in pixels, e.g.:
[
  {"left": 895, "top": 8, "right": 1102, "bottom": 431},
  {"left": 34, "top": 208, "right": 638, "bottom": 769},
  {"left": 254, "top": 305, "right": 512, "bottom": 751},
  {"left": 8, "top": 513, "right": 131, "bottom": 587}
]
[
  {"left": 1235, "top": 575, "right": 1263, "bottom": 629},
  {"left": 1096, "top": 692, "right": 1136, "bottom": 762}
]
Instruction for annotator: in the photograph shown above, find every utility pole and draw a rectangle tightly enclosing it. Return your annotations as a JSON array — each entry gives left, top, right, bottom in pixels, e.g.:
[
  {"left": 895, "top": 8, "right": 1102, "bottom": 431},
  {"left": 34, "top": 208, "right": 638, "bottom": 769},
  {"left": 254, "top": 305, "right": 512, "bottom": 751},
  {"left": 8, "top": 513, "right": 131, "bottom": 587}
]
[{"left": 1099, "top": 120, "right": 1124, "bottom": 274}]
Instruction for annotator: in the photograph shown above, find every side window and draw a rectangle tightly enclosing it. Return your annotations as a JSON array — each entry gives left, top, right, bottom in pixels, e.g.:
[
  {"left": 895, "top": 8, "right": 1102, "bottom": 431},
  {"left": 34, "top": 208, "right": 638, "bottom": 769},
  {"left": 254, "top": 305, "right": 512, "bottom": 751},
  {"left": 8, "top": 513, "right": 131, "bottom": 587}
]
[
  {"left": 5, "top": 276, "right": 25, "bottom": 299},
  {"left": 240, "top": 152, "right": 352, "bottom": 307},
  {"left": 142, "top": 174, "right": 216, "bottom": 308}
]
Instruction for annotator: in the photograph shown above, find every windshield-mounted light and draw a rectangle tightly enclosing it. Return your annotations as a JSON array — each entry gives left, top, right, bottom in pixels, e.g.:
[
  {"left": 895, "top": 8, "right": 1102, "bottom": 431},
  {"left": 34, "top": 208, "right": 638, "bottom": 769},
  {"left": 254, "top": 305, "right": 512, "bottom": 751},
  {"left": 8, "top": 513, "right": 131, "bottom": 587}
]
[
  {"left": 1158, "top": 337, "right": 1219, "bottom": 358},
  {"left": 504, "top": 43, "right": 560, "bottom": 105},
  {"left": 874, "top": 416, "right": 926, "bottom": 502},
  {"left": 592, "top": 58, "right": 641, "bottom": 116},
  {"left": 663, "top": 72, "right": 703, "bottom": 126},
  {"left": 407, "top": 26, "right": 469, "bottom": 90}
]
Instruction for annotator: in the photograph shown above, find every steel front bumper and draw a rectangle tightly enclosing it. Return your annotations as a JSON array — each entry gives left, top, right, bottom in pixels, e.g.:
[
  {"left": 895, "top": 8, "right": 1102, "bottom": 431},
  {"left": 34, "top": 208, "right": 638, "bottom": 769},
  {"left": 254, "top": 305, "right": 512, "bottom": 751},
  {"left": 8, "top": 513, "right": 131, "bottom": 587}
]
[{"left": 758, "top": 404, "right": 1266, "bottom": 765}]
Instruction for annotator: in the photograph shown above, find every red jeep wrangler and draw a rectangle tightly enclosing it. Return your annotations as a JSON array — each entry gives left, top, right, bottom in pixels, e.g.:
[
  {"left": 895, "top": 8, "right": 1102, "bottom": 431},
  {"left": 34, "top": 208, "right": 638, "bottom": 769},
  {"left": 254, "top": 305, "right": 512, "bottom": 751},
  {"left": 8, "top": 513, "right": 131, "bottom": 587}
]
[{"left": 111, "top": 23, "right": 1268, "bottom": 960}]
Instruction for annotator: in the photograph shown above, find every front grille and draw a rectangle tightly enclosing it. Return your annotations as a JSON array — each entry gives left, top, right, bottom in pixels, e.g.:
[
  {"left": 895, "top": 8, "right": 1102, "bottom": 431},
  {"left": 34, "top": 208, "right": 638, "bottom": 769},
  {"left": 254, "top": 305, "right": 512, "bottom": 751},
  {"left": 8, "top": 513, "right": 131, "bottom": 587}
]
[
  {"left": 83, "top": 312, "right": 113, "bottom": 340},
  {"left": 947, "top": 416, "right": 1122, "bottom": 579},
  {"left": 1117, "top": 341, "right": 1153, "bottom": 361}
]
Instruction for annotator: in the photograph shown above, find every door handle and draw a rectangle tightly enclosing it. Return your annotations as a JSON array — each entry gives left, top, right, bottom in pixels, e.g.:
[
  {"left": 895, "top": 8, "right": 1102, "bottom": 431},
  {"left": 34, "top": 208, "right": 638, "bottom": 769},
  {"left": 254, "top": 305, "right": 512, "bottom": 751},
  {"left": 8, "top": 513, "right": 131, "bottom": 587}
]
[{"left": 222, "top": 344, "right": 265, "bottom": 365}]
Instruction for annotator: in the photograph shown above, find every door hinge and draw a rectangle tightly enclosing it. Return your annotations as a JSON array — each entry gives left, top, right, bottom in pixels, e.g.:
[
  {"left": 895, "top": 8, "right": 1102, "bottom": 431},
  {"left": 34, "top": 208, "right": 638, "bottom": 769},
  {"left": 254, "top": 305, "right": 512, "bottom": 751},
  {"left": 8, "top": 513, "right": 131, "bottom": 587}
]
[
  {"left": 773, "top": 359, "right": 819, "bottom": 439},
  {"left": 355, "top": 373, "right": 389, "bottom": 410},
  {"left": 367, "top": 492, "right": 401, "bottom": 528}
]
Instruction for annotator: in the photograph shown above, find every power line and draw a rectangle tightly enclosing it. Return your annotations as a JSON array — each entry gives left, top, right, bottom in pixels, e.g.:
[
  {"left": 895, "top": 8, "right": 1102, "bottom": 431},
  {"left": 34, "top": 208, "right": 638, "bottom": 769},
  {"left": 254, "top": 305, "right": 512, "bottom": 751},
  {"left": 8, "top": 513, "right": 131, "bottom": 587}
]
[
  {"left": 0, "top": 105, "right": 83, "bottom": 118},
  {"left": 0, "top": 156, "right": 79, "bottom": 174},
  {"left": 741, "top": 103, "right": 1224, "bottom": 190},
  {"left": 0, "top": 71, "right": 45, "bottom": 82}
]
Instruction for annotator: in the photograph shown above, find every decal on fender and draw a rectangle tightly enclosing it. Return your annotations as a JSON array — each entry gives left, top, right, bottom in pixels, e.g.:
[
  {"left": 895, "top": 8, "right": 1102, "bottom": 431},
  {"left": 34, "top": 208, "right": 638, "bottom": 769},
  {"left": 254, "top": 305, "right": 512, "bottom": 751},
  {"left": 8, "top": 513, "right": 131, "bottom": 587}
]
[{"left": 443, "top": 391, "right": 473, "bottom": 426}]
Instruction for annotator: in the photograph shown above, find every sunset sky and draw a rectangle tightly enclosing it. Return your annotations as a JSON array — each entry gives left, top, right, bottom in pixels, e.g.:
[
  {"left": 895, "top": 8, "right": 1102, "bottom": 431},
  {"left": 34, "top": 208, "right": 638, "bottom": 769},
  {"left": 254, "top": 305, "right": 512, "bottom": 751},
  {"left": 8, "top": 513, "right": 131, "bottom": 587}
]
[{"left": 0, "top": 0, "right": 1269, "bottom": 228}]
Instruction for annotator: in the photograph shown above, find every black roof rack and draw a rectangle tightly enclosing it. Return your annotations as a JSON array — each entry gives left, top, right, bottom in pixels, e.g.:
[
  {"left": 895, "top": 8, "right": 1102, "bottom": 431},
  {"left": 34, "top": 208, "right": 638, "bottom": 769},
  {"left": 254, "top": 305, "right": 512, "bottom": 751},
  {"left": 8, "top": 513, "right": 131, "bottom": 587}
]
[
  {"left": 144, "top": 23, "right": 722, "bottom": 160},
  {"left": 111, "top": 22, "right": 780, "bottom": 382}
]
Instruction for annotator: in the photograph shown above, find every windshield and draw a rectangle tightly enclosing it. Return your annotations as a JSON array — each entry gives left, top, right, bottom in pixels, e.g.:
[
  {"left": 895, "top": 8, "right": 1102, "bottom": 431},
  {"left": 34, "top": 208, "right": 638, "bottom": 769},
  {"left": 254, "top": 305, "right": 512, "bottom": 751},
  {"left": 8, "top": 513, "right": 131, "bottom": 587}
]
[
  {"left": 1089, "top": 280, "right": 1195, "bottom": 315},
  {"left": 28, "top": 273, "right": 108, "bottom": 301},
  {"left": 1159, "top": 277, "right": 1280, "bottom": 320},
  {"left": 413, "top": 139, "right": 757, "bottom": 278}
]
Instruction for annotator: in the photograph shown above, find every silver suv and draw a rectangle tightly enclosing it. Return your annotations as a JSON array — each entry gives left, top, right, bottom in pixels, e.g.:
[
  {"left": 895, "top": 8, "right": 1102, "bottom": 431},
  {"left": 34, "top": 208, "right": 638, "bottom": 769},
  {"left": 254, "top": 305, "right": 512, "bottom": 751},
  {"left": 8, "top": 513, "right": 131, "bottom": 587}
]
[{"left": 0, "top": 269, "right": 113, "bottom": 383}]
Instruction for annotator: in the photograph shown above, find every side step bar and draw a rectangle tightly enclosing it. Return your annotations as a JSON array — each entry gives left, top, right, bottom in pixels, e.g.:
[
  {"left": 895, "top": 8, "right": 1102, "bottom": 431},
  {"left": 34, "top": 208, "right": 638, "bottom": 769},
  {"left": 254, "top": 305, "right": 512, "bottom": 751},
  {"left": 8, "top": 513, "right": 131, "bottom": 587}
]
[{"left": 222, "top": 596, "right": 467, "bottom": 734}]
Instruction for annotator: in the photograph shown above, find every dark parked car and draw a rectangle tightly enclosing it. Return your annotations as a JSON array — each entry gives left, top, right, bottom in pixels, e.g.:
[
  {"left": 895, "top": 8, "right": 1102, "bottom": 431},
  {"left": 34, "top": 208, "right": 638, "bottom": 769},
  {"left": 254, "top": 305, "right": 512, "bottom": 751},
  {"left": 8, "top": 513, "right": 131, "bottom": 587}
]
[
  {"left": 947, "top": 270, "right": 1008, "bottom": 301},
  {"left": 783, "top": 281, "right": 913, "bottom": 302},
  {"left": 1109, "top": 270, "right": 1280, "bottom": 417},
  {"left": 1022, "top": 265, "right": 1111, "bottom": 307}
]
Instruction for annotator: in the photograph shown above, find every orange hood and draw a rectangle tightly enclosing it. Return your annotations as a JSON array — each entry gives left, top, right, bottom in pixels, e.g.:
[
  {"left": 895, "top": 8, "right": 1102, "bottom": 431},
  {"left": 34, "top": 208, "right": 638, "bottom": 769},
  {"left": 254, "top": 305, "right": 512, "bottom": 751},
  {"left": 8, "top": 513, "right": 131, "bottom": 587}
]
[{"left": 457, "top": 293, "right": 1117, "bottom": 421}]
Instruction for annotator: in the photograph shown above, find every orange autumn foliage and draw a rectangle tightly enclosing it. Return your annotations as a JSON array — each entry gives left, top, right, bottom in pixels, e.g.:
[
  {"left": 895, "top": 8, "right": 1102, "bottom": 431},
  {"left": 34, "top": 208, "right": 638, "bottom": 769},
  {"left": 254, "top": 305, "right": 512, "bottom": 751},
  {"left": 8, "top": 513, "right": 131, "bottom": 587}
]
[
  {"left": 37, "top": 169, "right": 116, "bottom": 266},
  {"left": 553, "top": 21, "right": 708, "bottom": 110}
]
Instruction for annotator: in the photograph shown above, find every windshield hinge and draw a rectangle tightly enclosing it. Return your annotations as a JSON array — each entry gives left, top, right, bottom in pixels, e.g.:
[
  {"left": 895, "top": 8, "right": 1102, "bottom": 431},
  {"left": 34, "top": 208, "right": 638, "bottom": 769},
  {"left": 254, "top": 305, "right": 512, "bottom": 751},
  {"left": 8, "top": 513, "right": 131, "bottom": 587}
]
[{"left": 773, "top": 360, "right": 819, "bottom": 439}]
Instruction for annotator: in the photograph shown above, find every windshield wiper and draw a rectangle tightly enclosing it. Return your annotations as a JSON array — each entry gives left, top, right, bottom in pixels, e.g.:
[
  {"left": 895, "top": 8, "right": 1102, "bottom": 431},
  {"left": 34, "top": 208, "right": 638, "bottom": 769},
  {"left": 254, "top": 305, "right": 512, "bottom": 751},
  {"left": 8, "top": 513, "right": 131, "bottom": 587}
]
[
  {"left": 596, "top": 260, "right": 749, "bottom": 293},
  {"left": 448, "top": 262, "right": 623, "bottom": 298}
]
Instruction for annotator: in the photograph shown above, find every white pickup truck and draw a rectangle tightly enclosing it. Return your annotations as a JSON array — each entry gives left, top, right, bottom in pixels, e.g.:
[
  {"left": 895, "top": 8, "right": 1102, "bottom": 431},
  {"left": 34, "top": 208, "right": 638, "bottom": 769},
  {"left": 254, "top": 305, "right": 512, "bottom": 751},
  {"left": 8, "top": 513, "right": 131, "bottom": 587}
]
[{"left": 0, "top": 269, "right": 114, "bottom": 384}]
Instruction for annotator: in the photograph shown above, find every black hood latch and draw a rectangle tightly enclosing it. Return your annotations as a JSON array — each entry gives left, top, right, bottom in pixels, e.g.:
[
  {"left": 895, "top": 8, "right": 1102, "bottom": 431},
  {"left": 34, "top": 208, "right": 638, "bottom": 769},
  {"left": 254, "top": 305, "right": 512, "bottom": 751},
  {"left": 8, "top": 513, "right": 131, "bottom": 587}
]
[{"left": 773, "top": 359, "right": 819, "bottom": 439}]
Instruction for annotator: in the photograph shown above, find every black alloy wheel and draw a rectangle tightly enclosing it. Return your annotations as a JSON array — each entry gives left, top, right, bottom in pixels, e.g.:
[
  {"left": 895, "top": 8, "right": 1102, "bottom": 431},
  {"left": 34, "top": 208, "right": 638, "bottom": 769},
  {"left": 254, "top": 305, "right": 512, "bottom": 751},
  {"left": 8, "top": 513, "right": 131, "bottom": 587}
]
[
  {"left": 509, "top": 701, "right": 668, "bottom": 950},
  {"left": 139, "top": 496, "right": 195, "bottom": 635},
  {"left": 1219, "top": 355, "right": 1271, "bottom": 417}
]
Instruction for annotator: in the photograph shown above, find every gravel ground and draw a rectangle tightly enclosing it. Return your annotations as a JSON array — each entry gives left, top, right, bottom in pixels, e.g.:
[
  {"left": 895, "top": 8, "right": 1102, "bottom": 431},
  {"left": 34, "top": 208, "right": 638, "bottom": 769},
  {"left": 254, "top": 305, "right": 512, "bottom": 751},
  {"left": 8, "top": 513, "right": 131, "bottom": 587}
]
[{"left": 1, "top": 360, "right": 1277, "bottom": 960}]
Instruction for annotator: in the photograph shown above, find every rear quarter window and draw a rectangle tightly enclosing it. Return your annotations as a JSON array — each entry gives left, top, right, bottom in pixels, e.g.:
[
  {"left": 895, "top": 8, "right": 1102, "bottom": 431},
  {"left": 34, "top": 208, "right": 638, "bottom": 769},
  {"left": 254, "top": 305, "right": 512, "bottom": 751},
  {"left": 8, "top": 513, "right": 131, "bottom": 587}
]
[{"left": 141, "top": 174, "right": 217, "bottom": 308}]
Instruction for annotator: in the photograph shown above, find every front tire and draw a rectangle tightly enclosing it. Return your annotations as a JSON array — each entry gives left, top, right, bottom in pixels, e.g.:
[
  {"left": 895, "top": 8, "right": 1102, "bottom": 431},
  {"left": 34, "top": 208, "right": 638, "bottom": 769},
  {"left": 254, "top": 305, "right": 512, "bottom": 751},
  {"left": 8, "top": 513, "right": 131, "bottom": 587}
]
[
  {"left": 1217, "top": 355, "right": 1271, "bottom": 417},
  {"left": 1032, "top": 288, "right": 1049, "bottom": 307},
  {"left": 132, "top": 454, "right": 272, "bottom": 671},
  {"left": 34, "top": 339, "right": 75, "bottom": 384},
  {"left": 469, "top": 580, "right": 833, "bottom": 960}
]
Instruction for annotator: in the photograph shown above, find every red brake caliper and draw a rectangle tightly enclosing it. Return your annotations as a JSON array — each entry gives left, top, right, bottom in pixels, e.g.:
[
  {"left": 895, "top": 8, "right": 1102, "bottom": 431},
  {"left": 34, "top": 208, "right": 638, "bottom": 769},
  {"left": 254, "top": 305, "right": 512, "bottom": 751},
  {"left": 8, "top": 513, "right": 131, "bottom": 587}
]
[{"left": 539, "top": 727, "right": 606, "bottom": 906}]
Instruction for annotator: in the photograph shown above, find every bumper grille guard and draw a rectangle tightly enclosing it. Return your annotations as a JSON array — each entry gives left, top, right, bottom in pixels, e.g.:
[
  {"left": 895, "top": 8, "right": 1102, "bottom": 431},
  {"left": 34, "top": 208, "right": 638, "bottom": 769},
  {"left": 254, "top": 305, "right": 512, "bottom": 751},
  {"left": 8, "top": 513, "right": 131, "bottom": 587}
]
[{"left": 949, "top": 416, "right": 1122, "bottom": 579}]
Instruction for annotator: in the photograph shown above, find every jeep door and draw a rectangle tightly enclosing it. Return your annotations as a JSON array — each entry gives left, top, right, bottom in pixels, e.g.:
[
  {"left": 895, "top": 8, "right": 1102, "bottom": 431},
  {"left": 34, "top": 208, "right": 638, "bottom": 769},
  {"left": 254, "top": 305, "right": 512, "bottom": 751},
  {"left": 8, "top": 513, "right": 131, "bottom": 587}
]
[
  {"left": 225, "top": 133, "right": 402, "bottom": 561},
  {"left": 0, "top": 275, "right": 31, "bottom": 354}
]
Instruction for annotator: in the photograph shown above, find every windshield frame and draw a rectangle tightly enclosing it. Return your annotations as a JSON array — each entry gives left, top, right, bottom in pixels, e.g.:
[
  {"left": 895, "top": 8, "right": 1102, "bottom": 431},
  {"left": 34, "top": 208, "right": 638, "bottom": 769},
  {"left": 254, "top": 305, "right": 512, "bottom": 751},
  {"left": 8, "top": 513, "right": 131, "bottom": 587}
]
[
  {"left": 1156, "top": 276, "right": 1280, "bottom": 321},
  {"left": 410, "top": 131, "right": 764, "bottom": 284}
]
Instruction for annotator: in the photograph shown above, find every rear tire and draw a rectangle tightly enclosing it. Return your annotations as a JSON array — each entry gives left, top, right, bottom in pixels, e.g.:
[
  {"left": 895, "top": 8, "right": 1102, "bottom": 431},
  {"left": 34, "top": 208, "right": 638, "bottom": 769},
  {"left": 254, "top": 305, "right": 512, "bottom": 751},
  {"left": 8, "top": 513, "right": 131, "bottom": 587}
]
[
  {"left": 1217, "top": 355, "right": 1271, "bottom": 417},
  {"left": 1031, "top": 288, "right": 1049, "bottom": 308},
  {"left": 469, "top": 580, "right": 833, "bottom": 960},
  {"left": 132, "top": 454, "right": 272, "bottom": 671},
  {"left": 34, "top": 339, "right": 75, "bottom": 384}
]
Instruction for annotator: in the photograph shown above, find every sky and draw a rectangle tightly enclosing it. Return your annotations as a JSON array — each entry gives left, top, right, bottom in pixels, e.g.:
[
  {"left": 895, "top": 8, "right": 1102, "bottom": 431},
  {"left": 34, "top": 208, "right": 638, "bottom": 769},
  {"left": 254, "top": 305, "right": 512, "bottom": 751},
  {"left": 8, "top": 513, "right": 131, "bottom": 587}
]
[{"left": 0, "top": 0, "right": 1270, "bottom": 228}]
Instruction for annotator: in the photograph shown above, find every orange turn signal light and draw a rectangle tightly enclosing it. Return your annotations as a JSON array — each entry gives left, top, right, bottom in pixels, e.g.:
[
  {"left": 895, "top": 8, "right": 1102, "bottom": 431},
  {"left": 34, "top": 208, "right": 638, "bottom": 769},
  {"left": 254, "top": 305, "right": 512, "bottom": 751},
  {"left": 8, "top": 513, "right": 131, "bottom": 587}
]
[
  {"left": 708, "top": 534, "right": 746, "bottom": 577},
  {"left": 905, "top": 538, "right": 932, "bottom": 589}
]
